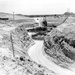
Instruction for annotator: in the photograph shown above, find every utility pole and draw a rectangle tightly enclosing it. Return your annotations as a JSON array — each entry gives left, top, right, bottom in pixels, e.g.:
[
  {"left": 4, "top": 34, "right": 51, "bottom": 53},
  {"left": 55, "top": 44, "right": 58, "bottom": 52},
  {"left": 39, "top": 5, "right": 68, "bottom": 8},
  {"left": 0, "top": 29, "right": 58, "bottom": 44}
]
[
  {"left": 10, "top": 32, "right": 15, "bottom": 57},
  {"left": 13, "top": 12, "right": 15, "bottom": 23}
]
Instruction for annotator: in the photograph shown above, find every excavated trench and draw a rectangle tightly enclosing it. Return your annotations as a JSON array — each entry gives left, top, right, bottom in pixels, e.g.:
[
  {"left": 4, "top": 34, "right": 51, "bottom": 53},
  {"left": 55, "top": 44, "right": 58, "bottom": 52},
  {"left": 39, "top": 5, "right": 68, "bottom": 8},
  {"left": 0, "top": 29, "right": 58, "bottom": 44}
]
[{"left": 43, "top": 27, "right": 75, "bottom": 70}]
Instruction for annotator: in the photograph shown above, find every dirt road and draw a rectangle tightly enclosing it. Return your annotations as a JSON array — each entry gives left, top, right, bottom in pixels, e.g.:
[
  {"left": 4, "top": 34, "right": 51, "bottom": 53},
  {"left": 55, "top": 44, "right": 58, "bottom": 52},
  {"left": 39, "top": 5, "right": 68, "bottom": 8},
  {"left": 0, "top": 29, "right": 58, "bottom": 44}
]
[{"left": 28, "top": 40, "right": 75, "bottom": 75}]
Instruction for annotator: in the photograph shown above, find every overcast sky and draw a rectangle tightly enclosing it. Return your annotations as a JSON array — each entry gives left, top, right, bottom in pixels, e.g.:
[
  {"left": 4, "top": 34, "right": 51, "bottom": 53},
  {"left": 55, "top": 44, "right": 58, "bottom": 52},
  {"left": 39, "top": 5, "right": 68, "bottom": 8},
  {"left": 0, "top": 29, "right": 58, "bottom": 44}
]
[{"left": 0, "top": 0, "right": 74, "bottom": 15}]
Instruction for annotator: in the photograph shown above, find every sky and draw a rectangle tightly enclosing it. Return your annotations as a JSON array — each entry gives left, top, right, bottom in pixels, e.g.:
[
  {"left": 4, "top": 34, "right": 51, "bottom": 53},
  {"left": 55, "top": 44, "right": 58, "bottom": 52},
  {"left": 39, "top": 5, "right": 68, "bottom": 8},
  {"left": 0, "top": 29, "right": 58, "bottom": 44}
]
[{"left": 0, "top": 0, "right": 74, "bottom": 15}]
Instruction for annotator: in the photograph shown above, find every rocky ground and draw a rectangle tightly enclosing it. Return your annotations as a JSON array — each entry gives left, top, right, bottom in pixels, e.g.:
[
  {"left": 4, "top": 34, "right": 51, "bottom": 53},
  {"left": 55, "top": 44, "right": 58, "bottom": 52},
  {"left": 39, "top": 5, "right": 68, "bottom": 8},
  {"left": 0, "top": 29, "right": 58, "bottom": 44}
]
[
  {"left": 1, "top": 12, "right": 75, "bottom": 75},
  {"left": 43, "top": 23, "right": 75, "bottom": 70},
  {"left": 0, "top": 23, "right": 58, "bottom": 75}
]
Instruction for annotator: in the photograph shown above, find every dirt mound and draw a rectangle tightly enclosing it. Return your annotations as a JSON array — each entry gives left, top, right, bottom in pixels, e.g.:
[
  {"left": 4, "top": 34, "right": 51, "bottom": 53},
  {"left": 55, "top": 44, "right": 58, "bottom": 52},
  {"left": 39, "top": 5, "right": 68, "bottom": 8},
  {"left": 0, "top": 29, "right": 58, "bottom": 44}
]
[{"left": 44, "top": 23, "right": 75, "bottom": 69}]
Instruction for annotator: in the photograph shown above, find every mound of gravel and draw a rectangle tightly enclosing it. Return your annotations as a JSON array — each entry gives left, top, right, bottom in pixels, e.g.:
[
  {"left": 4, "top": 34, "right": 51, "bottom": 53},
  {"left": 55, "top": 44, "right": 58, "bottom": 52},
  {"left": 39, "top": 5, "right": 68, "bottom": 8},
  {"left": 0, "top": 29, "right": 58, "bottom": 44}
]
[{"left": 43, "top": 23, "right": 75, "bottom": 69}]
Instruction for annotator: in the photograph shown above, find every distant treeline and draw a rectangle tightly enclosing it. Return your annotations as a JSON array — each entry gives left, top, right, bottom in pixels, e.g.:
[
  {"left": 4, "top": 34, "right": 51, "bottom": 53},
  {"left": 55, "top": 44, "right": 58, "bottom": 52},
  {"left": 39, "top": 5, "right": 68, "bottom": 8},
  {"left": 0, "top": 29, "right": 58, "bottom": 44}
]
[
  {"left": 25, "top": 12, "right": 75, "bottom": 17},
  {"left": 25, "top": 14, "right": 62, "bottom": 17},
  {"left": 0, "top": 17, "right": 9, "bottom": 20}
]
